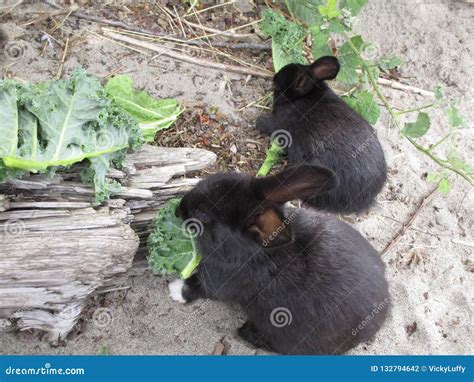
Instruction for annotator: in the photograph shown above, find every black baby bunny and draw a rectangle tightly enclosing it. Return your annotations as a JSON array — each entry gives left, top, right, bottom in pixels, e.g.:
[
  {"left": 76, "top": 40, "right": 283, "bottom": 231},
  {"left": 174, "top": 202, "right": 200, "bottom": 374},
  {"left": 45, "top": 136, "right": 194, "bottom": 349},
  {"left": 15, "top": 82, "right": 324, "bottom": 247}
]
[
  {"left": 256, "top": 56, "right": 387, "bottom": 214},
  {"left": 169, "top": 166, "right": 390, "bottom": 355}
]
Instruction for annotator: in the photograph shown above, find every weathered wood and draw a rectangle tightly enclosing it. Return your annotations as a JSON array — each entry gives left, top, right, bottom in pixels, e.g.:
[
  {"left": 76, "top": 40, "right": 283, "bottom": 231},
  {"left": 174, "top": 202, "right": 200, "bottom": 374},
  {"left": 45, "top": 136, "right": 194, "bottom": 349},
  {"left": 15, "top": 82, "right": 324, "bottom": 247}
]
[
  {"left": 0, "top": 208, "right": 138, "bottom": 341},
  {"left": 0, "top": 145, "right": 217, "bottom": 341}
]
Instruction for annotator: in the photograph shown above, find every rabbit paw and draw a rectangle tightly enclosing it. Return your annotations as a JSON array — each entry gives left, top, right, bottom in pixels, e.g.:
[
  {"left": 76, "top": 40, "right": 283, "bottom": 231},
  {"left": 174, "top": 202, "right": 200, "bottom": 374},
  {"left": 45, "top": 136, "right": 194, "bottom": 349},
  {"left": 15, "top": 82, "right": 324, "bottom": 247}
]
[
  {"left": 238, "top": 322, "right": 273, "bottom": 351},
  {"left": 168, "top": 279, "right": 186, "bottom": 303},
  {"left": 256, "top": 116, "right": 274, "bottom": 135}
]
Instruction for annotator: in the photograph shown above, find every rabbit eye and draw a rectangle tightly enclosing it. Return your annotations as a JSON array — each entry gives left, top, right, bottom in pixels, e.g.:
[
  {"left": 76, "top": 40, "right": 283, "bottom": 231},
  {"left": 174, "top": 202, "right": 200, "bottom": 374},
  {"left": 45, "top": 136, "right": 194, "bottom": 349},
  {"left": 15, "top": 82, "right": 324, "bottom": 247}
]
[{"left": 195, "top": 209, "right": 211, "bottom": 223}]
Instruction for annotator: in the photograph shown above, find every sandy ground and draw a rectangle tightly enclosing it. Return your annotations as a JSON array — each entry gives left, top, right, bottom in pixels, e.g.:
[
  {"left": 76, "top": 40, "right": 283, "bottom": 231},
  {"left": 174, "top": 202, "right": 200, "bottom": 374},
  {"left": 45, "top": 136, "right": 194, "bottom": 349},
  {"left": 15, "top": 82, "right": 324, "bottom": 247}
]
[{"left": 0, "top": 1, "right": 473, "bottom": 355}]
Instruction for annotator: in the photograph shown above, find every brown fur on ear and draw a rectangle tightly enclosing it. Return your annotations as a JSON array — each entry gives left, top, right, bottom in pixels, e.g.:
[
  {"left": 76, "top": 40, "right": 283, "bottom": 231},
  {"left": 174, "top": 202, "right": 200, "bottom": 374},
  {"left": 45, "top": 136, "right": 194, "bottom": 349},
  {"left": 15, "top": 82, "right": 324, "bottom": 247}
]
[
  {"left": 248, "top": 209, "right": 292, "bottom": 248},
  {"left": 253, "top": 165, "right": 339, "bottom": 204},
  {"left": 293, "top": 72, "right": 314, "bottom": 96},
  {"left": 310, "top": 56, "right": 340, "bottom": 81}
]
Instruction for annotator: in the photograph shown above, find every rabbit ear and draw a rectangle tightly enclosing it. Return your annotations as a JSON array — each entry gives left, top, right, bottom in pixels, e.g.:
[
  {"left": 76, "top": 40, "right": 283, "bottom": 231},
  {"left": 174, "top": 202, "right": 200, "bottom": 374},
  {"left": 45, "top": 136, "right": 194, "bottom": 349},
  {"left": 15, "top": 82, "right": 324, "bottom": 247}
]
[
  {"left": 310, "top": 56, "right": 340, "bottom": 81},
  {"left": 253, "top": 165, "right": 339, "bottom": 203},
  {"left": 247, "top": 208, "right": 293, "bottom": 248},
  {"left": 292, "top": 71, "right": 314, "bottom": 96}
]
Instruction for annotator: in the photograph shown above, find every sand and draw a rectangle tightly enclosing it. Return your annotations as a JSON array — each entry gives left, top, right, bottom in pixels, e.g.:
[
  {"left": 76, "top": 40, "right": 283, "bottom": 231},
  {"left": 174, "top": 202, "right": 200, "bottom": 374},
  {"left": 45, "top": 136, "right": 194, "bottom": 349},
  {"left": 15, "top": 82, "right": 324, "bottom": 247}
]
[{"left": 0, "top": 0, "right": 472, "bottom": 355}]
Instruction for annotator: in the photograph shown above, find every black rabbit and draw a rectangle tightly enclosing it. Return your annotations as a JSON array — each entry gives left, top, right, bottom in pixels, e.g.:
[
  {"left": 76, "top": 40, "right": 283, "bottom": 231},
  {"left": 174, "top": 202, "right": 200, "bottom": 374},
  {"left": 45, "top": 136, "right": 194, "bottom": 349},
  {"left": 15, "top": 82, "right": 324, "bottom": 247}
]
[
  {"left": 168, "top": 166, "right": 390, "bottom": 355},
  {"left": 256, "top": 56, "right": 387, "bottom": 214}
]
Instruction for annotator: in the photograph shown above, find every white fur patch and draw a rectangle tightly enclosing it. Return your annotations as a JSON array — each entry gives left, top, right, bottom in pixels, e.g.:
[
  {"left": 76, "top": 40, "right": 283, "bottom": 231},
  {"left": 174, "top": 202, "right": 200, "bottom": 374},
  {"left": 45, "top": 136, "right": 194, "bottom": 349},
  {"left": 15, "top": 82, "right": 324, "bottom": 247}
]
[{"left": 168, "top": 279, "right": 186, "bottom": 303}]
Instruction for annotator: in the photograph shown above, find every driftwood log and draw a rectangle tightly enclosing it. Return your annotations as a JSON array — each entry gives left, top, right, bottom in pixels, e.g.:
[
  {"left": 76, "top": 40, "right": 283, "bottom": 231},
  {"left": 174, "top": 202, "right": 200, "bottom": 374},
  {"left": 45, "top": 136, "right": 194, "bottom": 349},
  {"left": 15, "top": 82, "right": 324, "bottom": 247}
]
[{"left": 0, "top": 145, "right": 216, "bottom": 341}]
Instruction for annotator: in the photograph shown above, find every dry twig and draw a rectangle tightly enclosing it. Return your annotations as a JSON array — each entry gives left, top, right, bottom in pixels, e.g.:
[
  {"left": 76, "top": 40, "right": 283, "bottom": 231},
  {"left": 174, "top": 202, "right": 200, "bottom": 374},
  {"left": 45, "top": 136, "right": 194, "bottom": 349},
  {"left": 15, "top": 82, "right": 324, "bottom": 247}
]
[
  {"left": 381, "top": 187, "right": 438, "bottom": 257},
  {"left": 103, "top": 31, "right": 273, "bottom": 78},
  {"left": 183, "top": 19, "right": 257, "bottom": 40},
  {"left": 377, "top": 77, "right": 435, "bottom": 98},
  {"left": 43, "top": 1, "right": 271, "bottom": 50},
  {"left": 56, "top": 36, "right": 69, "bottom": 79}
]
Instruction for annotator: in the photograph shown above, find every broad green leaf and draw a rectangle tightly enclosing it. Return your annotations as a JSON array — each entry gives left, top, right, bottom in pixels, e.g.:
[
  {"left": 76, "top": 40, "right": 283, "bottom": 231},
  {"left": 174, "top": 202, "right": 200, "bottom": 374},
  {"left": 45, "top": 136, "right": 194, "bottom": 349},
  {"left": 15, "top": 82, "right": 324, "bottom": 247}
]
[
  {"left": 447, "top": 147, "right": 473, "bottom": 177},
  {"left": 447, "top": 147, "right": 465, "bottom": 170},
  {"left": 328, "top": 19, "right": 347, "bottom": 33},
  {"left": 438, "top": 177, "right": 451, "bottom": 195},
  {"left": 105, "top": 75, "right": 184, "bottom": 142},
  {"left": 286, "top": 0, "right": 325, "bottom": 25},
  {"left": 319, "top": 0, "right": 341, "bottom": 19},
  {"left": 0, "top": 69, "right": 144, "bottom": 203},
  {"left": 342, "top": 90, "right": 380, "bottom": 124},
  {"left": 337, "top": 65, "right": 359, "bottom": 84},
  {"left": 337, "top": 35, "right": 364, "bottom": 84},
  {"left": 147, "top": 198, "right": 202, "bottom": 279},
  {"left": 81, "top": 152, "right": 123, "bottom": 205},
  {"left": 1, "top": 69, "right": 131, "bottom": 171},
  {"left": 365, "top": 66, "right": 380, "bottom": 82},
  {"left": 260, "top": 9, "right": 307, "bottom": 71},
  {"left": 0, "top": 81, "right": 19, "bottom": 158},
  {"left": 402, "top": 112, "right": 431, "bottom": 138},
  {"left": 271, "top": 40, "right": 303, "bottom": 72},
  {"left": 340, "top": 0, "right": 367, "bottom": 15},
  {"left": 378, "top": 56, "right": 403, "bottom": 71},
  {"left": 310, "top": 26, "right": 333, "bottom": 59},
  {"left": 445, "top": 102, "right": 465, "bottom": 128}
]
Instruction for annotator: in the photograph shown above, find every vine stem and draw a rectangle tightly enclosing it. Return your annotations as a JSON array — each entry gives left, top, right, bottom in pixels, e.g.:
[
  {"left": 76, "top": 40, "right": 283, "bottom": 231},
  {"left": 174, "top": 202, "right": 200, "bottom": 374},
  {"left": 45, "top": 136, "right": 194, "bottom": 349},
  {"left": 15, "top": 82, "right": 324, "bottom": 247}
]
[
  {"left": 345, "top": 36, "right": 473, "bottom": 186},
  {"left": 395, "top": 103, "right": 436, "bottom": 115},
  {"left": 429, "top": 131, "right": 452, "bottom": 152}
]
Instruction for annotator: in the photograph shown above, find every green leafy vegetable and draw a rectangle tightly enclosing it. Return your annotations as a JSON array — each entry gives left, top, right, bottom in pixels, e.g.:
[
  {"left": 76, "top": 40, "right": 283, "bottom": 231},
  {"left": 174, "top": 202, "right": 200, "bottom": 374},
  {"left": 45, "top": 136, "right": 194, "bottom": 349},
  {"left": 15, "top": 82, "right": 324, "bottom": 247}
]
[
  {"left": 257, "top": 141, "right": 284, "bottom": 177},
  {"left": 403, "top": 112, "right": 431, "bottom": 138},
  {"left": 260, "top": 9, "right": 307, "bottom": 72},
  {"left": 0, "top": 69, "right": 144, "bottom": 204},
  {"left": 342, "top": 90, "right": 380, "bottom": 125},
  {"left": 147, "top": 198, "right": 202, "bottom": 279},
  {"left": 81, "top": 152, "right": 123, "bottom": 205},
  {"left": 105, "top": 75, "right": 184, "bottom": 142}
]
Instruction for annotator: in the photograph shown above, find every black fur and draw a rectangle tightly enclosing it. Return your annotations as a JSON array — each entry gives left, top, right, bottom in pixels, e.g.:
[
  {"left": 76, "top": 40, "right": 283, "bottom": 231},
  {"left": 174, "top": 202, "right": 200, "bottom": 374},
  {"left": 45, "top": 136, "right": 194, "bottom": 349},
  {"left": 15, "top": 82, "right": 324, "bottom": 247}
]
[
  {"left": 176, "top": 167, "right": 390, "bottom": 355},
  {"left": 256, "top": 56, "right": 387, "bottom": 214}
]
